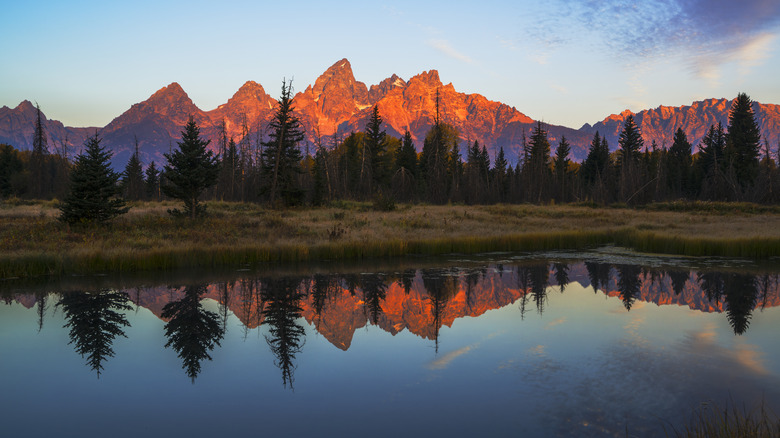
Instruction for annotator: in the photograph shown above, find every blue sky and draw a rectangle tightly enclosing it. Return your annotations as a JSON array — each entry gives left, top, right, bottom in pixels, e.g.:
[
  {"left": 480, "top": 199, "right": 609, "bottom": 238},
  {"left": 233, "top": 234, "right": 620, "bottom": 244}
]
[{"left": 2, "top": 0, "right": 780, "bottom": 128}]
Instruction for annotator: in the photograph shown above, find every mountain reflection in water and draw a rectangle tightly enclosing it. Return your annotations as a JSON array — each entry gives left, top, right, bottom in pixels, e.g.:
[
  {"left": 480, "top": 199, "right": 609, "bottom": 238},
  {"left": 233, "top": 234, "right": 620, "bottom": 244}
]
[
  {"left": 2, "top": 255, "right": 780, "bottom": 438},
  {"left": 3, "top": 259, "right": 777, "bottom": 384}
]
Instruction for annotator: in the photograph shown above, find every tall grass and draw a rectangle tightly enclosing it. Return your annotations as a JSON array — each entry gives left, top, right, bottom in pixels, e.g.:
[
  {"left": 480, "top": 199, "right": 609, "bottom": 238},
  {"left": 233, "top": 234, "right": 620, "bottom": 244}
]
[
  {"left": 667, "top": 401, "right": 780, "bottom": 437},
  {"left": 2, "top": 200, "right": 780, "bottom": 278}
]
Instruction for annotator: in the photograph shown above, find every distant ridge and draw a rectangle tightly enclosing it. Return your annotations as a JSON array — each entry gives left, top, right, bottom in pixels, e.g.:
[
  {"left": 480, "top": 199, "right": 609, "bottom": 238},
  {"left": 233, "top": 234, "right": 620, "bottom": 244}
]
[{"left": 2, "top": 58, "right": 779, "bottom": 169}]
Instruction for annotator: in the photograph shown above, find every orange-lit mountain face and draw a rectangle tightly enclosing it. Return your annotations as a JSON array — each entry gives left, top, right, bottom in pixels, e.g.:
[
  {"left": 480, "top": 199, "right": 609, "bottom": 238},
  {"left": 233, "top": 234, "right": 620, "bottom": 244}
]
[
  {"left": 3, "top": 58, "right": 780, "bottom": 169},
  {"left": 587, "top": 98, "right": 780, "bottom": 151}
]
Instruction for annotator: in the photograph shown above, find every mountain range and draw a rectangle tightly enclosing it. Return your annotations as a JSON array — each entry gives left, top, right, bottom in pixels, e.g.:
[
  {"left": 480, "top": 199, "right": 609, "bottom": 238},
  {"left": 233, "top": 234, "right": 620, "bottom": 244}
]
[{"left": 2, "top": 58, "right": 779, "bottom": 169}]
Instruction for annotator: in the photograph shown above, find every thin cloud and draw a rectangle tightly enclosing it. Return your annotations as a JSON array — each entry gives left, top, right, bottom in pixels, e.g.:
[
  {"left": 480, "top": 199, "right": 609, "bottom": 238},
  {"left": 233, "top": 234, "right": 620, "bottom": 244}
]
[
  {"left": 562, "top": 0, "right": 780, "bottom": 77},
  {"left": 427, "top": 39, "right": 475, "bottom": 65}
]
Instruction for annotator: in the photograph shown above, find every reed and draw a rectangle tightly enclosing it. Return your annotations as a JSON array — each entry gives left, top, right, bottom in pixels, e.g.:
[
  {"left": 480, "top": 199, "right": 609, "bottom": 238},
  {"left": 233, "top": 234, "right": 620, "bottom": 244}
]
[
  {"left": 667, "top": 400, "right": 780, "bottom": 438},
  {"left": 2, "top": 200, "right": 780, "bottom": 278}
]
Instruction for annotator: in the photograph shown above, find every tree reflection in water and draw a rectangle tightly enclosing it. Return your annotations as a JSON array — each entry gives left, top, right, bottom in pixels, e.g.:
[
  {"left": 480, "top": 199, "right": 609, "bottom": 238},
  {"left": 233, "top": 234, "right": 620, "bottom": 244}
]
[
  {"left": 553, "top": 262, "right": 569, "bottom": 294},
  {"left": 421, "top": 269, "right": 457, "bottom": 354},
  {"left": 616, "top": 264, "right": 642, "bottom": 311},
  {"left": 361, "top": 273, "right": 387, "bottom": 326},
  {"left": 5, "top": 256, "right": 779, "bottom": 387},
  {"left": 162, "top": 284, "right": 225, "bottom": 382},
  {"left": 58, "top": 290, "right": 132, "bottom": 377},
  {"left": 261, "top": 277, "right": 306, "bottom": 389}
]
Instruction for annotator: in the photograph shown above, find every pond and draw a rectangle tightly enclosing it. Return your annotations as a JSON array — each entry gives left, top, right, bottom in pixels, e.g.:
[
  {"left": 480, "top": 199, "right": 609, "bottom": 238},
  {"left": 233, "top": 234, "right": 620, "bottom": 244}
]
[{"left": 1, "top": 249, "right": 779, "bottom": 437}]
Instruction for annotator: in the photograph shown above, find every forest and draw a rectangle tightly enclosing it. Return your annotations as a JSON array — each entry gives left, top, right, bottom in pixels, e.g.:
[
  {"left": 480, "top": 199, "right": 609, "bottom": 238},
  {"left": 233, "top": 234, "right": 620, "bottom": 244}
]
[{"left": 0, "top": 87, "right": 773, "bottom": 223}]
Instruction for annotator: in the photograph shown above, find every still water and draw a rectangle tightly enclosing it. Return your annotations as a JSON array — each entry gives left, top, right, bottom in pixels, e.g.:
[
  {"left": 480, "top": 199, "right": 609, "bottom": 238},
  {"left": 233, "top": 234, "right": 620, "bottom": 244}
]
[{"left": 1, "top": 249, "right": 779, "bottom": 437}]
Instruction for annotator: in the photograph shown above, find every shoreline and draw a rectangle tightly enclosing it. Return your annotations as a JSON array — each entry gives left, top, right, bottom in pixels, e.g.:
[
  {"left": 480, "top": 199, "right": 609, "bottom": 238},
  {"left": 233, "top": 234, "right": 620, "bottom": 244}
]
[{"left": 2, "top": 200, "right": 780, "bottom": 279}]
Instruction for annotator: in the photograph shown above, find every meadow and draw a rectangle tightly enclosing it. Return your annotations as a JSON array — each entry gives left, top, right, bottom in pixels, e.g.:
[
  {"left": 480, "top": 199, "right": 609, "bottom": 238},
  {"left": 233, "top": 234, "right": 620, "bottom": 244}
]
[{"left": 3, "top": 200, "right": 780, "bottom": 278}]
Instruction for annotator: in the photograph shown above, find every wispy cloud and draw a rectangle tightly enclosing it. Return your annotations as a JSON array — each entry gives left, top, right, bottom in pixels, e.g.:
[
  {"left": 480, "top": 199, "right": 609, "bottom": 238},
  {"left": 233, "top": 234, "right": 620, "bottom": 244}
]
[
  {"left": 564, "top": 0, "right": 780, "bottom": 77},
  {"left": 515, "top": 0, "right": 780, "bottom": 80},
  {"left": 427, "top": 39, "right": 475, "bottom": 65}
]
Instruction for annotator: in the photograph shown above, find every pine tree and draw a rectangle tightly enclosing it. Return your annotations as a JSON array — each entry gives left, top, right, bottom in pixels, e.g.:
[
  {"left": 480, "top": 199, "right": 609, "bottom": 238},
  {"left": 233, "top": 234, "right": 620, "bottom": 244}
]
[
  {"left": 0, "top": 144, "right": 23, "bottom": 199},
  {"left": 580, "top": 132, "right": 612, "bottom": 203},
  {"left": 420, "top": 122, "right": 457, "bottom": 204},
  {"left": 162, "top": 117, "right": 220, "bottom": 218},
  {"left": 524, "top": 121, "right": 552, "bottom": 203},
  {"left": 393, "top": 130, "right": 418, "bottom": 201},
  {"left": 448, "top": 137, "right": 463, "bottom": 201},
  {"left": 29, "top": 103, "right": 49, "bottom": 199},
  {"left": 395, "top": 130, "right": 418, "bottom": 177},
  {"left": 617, "top": 115, "right": 644, "bottom": 202},
  {"left": 698, "top": 123, "right": 730, "bottom": 200},
  {"left": 465, "top": 140, "right": 487, "bottom": 204},
  {"left": 365, "top": 105, "right": 388, "bottom": 191},
  {"left": 59, "top": 133, "right": 128, "bottom": 225},
  {"left": 122, "top": 136, "right": 145, "bottom": 201},
  {"left": 311, "top": 144, "right": 328, "bottom": 206},
  {"left": 666, "top": 128, "right": 692, "bottom": 198},
  {"left": 554, "top": 136, "right": 571, "bottom": 203},
  {"left": 493, "top": 146, "right": 508, "bottom": 202},
  {"left": 726, "top": 93, "right": 761, "bottom": 189},
  {"left": 699, "top": 123, "right": 726, "bottom": 176},
  {"left": 145, "top": 161, "right": 161, "bottom": 201},
  {"left": 261, "top": 80, "right": 305, "bottom": 206}
]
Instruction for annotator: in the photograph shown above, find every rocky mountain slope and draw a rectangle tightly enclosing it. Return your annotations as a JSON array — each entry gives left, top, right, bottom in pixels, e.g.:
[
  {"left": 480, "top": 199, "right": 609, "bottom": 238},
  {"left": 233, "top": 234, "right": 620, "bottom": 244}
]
[{"left": 2, "top": 58, "right": 780, "bottom": 168}]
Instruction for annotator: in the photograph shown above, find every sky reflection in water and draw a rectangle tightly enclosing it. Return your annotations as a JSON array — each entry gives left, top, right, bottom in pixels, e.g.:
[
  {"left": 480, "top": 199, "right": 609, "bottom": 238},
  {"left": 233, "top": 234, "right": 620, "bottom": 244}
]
[{"left": 1, "top": 255, "right": 779, "bottom": 437}]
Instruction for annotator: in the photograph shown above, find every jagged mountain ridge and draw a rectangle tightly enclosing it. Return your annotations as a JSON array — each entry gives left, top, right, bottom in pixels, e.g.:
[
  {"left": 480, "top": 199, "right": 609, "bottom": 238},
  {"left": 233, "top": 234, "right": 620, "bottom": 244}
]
[
  {"left": 2, "top": 58, "right": 780, "bottom": 169},
  {"left": 0, "top": 100, "right": 94, "bottom": 156},
  {"left": 586, "top": 98, "right": 780, "bottom": 151}
]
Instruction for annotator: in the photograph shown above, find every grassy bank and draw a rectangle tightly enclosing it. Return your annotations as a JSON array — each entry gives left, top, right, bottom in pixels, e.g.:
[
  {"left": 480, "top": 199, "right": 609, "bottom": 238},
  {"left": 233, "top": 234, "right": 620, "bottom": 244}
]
[{"left": 3, "top": 200, "right": 780, "bottom": 278}]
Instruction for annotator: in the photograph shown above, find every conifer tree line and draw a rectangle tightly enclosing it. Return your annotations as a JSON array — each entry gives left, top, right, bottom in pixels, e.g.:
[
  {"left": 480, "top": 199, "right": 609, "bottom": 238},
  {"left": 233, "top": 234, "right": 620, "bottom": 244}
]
[{"left": 1, "top": 91, "right": 776, "bottom": 217}]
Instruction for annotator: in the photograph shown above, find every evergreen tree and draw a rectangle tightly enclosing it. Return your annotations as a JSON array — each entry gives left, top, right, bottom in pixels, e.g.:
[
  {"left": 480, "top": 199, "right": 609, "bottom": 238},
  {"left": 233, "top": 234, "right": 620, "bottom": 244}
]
[
  {"left": 122, "top": 137, "right": 145, "bottom": 201},
  {"left": 666, "top": 128, "right": 692, "bottom": 198},
  {"left": 29, "top": 103, "right": 49, "bottom": 199},
  {"left": 0, "top": 144, "right": 24, "bottom": 199},
  {"left": 396, "top": 130, "right": 418, "bottom": 177},
  {"left": 59, "top": 133, "right": 128, "bottom": 225},
  {"left": 162, "top": 117, "right": 220, "bottom": 218},
  {"left": 216, "top": 118, "right": 239, "bottom": 201},
  {"left": 311, "top": 144, "right": 328, "bottom": 206},
  {"left": 524, "top": 121, "right": 552, "bottom": 203},
  {"left": 144, "top": 161, "right": 161, "bottom": 201},
  {"left": 420, "top": 122, "right": 458, "bottom": 204},
  {"left": 365, "top": 105, "right": 389, "bottom": 191},
  {"left": 698, "top": 122, "right": 726, "bottom": 175},
  {"left": 617, "top": 115, "right": 644, "bottom": 202},
  {"left": 553, "top": 136, "right": 571, "bottom": 203},
  {"left": 391, "top": 131, "right": 417, "bottom": 201},
  {"left": 580, "top": 132, "right": 612, "bottom": 203},
  {"left": 493, "top": 146, "right": 508, "bottom": 202},
  {"left": 726, "top": 93, "right": 761, "bottom": 189},
  {"left": 261, "top": 80, "right": 305, "bottom": 206},
  {"left": 698, "top": 123, "right": 728, "bottom": 200},
  {"left": 448, "top": 137, "right": 463, "bottom": 201},
  {"left": 464, "top": 140, "right": 490, "bottom": 204}
]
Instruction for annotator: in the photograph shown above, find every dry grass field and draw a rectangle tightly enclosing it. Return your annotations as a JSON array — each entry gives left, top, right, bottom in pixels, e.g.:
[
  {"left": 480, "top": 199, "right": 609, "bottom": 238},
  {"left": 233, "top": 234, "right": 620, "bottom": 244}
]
[{"left": 3, "top": 199, "right": 780, "bottom": 278}]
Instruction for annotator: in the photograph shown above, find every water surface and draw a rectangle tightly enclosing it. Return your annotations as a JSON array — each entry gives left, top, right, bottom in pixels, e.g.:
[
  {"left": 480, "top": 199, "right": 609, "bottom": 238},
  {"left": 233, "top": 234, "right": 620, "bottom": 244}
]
[{"left": 1, "top": 250, "right": 779, "bottom": 437}]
